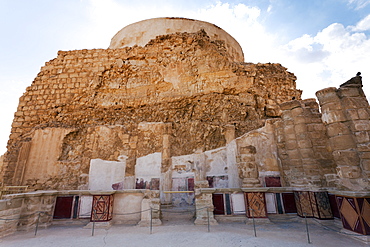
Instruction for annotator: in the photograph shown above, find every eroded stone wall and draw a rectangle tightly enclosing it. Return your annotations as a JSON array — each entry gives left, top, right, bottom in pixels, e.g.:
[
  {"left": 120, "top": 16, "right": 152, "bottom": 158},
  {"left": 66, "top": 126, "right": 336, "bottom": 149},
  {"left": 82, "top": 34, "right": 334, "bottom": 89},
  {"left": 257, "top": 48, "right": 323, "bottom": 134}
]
[
  {"left": 2, "top": 30, "right": 301, "bottom": 190},
  {"left": 274, "top": 99, "right": 336, "bottom": 188},
  {"left": 316, "top": 85, "right": 370, "bottom": 191}
]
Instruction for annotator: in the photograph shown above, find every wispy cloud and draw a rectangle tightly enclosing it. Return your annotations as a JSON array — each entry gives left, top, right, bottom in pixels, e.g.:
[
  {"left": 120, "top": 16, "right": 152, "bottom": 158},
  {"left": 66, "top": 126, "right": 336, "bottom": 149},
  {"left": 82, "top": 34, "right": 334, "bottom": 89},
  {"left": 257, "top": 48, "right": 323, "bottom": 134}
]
[{"left": 347, "top": 0, "right": 370, "bottom": 10}]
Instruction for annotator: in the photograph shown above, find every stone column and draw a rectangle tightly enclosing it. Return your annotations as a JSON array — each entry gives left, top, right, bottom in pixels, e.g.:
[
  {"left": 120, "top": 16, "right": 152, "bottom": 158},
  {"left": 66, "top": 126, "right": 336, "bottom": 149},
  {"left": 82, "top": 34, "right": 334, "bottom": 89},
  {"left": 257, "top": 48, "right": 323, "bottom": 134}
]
[
  {"left": 194, "top": 190, "right": 218, "bottom": 225},
  {"left": 160, "top": 123, "right": 172, "bottom": 204},
  {"left": 316, "top": 86, "right": 370, "bottom": 190}
]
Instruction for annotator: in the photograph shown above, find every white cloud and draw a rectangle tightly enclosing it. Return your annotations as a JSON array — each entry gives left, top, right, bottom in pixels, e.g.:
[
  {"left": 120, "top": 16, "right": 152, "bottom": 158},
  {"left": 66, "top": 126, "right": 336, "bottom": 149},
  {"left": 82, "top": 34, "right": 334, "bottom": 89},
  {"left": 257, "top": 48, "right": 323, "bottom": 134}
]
[
  {"left": 281, "top": 16, "right": 370, "bottom": 99},
  {"left": 353, "top": 13, "right": 370, "bottom": 31}
]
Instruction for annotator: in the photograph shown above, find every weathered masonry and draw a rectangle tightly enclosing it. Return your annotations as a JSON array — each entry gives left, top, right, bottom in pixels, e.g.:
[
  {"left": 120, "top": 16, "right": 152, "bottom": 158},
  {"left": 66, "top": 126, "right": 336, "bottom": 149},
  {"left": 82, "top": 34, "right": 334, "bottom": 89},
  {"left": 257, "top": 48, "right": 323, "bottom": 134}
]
[{"left": 0, "top": 18, "right": 369, "bottom": 240}]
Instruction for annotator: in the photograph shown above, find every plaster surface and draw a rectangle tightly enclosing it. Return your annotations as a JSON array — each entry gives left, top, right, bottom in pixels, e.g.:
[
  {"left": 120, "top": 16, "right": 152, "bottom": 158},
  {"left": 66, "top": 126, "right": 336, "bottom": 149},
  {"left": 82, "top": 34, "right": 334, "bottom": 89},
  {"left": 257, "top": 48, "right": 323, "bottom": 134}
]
[{"left": 109, "top": 17, "right": 244, "bottom": 62}]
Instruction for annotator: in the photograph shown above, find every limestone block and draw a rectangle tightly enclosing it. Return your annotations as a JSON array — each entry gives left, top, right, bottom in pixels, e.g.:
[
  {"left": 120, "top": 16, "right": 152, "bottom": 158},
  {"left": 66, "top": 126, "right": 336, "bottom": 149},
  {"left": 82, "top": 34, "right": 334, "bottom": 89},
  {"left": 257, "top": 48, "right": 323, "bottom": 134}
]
[
  {"left": 298, "top": 139, "right": 313, "bottom": 149},
  {"left": 320, "top": 101, "right": 342, "bottom": 111},
  {"left": 341, "top": 97, "right": 370, "bottom": 109},
  {"left": 338, "top": 86, "right": 362, "bottom": 97},
  {"left": 329, "top": 135, "right": 356, "bottom": 150},
  {"left": 315, "top": 87, "right": 339, "bottom": 104},
  {"left": 308, "top": 131, "right": 325, "bottom": 140},
  {"left": 359, "top": 152, "right": 370, "bottom": 159},
  {"left": 332, "top": 150, "right": 360, "bottom": 166},
  {"left": 351, "top": 120, "right": 370, "bottom": 132},
  {"left": 326, "top": 122, "right": 351, "bottom": 137},
  {"left": 354, "top": 131, "right": 370, "bottom": 143},
  {"left": 358, "top": 108, "right": 370, "bottom": 119},
  {"left": 321, "top": 109, "right": 347, "bottom": 124},
  {"left": 307, "top": 123, "right": 326, "bottom": 132},
  {"left": 300, "top": 148, "right": 314, "bottom": 159},
  {"left": 294, "top": 124, "right": 308, "bottom": 134},
  {"left": 283, "top": 125, "right": 295, "bottom": 136},
  {"left": 285, "top": 140, "right": 298, "bottom": 150},
  {"left": 280, "top": 100, "right": 301, "bottom": 111},
  {"left": 293, "top": 116, "right": 306, "bottom": 124},
  {"left": 336, "top": 166, "right": 362, "bottom": 179},
  {"left": 346, "top": 109, "right": 360, "bottom": 120},
  {"left": 284, "top": 133, "right": 296, "bottom": 140},
  {"left": 265, "top": 104, "right": 282, "bottom": 117},
  {"left": 287, "top": 149, "right": 301, "bottom": 159},
  {"left": 361, "top": 159, "right": 370, "bottom": 171},
  {"left": 357, "top": 142, "right": 370, "bottom": 152}
]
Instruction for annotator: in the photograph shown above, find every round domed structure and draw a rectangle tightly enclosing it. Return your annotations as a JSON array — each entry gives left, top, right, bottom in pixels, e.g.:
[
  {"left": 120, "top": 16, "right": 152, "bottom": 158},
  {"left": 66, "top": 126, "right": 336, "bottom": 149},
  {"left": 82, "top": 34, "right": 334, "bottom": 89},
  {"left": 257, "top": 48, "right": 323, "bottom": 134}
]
[{"left": 109, "top": 17, "right": 244, "bottom": 62}]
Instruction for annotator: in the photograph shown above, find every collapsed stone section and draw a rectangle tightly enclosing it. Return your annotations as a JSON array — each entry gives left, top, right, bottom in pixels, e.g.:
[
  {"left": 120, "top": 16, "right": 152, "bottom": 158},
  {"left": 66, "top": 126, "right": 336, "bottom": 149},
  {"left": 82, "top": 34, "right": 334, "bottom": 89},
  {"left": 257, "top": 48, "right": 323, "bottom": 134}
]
[{"left": 2, "top": 30, "right": 300, "bottom": 189}]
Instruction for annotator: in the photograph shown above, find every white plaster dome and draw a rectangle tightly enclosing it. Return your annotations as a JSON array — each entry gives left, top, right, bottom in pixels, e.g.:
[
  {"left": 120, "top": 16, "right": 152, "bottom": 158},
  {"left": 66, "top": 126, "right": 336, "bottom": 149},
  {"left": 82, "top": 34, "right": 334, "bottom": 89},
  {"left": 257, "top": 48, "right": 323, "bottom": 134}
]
[{"left": 109, "top": 17, "right": 244, "bottom": 62}]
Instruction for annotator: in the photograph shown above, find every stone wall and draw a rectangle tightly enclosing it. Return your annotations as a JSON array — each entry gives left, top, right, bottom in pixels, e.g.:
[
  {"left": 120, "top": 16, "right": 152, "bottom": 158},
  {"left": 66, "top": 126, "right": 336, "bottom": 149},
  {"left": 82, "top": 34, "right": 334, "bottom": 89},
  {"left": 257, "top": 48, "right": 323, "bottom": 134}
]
[
  {"left": 2, "top": 30, "right": 301, "bottom": 190},
  {"left": 274, "top": 99, "right": 336, "bottom": 188},
  {"left": 0, "top": 189, "right": 161, "bottom": 238},
  {"left": 316, "top": 85, "right": 370, "bottom": 191},
  {"left": 0, "top": 191, "right": 56, "bottom": 238}
]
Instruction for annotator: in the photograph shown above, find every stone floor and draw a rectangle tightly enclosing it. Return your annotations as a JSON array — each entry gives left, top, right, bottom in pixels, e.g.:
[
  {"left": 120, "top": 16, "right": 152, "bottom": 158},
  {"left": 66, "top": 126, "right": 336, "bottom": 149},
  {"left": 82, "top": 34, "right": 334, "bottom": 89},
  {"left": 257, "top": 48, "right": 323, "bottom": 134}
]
[{"left": 0, "top": 215, "right": 368, "bottom": 247}]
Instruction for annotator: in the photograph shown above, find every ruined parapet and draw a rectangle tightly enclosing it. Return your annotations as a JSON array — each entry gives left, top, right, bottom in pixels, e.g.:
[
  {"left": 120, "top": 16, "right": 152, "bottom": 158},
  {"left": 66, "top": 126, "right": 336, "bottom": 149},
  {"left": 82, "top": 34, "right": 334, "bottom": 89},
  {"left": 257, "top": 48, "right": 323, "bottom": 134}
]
[
  {"left": 275, "top": 99, "right": 336, "bottom": 187},
  {"left": 316, "top": 85, "right": 370, "bottom": 191}
]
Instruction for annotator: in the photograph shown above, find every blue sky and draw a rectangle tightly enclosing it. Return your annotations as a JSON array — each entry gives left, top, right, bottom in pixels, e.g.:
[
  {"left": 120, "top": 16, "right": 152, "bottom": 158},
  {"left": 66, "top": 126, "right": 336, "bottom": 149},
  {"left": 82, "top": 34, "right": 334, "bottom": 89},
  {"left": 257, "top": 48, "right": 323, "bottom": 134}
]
[{"left": 1, "top": 0, "right": 370, "bottom": 154}]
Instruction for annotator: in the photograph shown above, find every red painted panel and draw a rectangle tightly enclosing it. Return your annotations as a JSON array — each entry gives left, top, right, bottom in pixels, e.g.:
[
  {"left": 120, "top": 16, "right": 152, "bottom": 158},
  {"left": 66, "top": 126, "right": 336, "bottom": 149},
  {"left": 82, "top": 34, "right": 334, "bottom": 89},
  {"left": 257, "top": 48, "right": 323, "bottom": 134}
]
[
  {"left": 213, "top": 194, "right": 225, "bottom": 215},
  {"left": 187, "top": 178, "right": 194, "bottom": 191},
  {"left": 282, "top": 193, "right": 297, "bottom": 214},
  {"left": 53, "top": 196, "right": 74, "bottom": 219},
  {"left": 265, "top": 177, "right": 282, "bottom": 187}
]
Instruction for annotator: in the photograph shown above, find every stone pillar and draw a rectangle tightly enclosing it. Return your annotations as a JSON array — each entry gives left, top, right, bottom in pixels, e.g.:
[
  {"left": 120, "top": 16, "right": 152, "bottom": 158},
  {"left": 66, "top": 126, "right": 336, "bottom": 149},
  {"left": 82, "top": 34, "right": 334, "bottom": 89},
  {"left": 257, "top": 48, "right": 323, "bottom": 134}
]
[
  {"left": 224, "top": 124, "right": 235, "bottom": 144},
  {"left": 316, "top": 86, "right": 370, "bottom": 190},
  {"left": 236, "top": 145, "right": 261, "bottom": 187},
  {"left": 160, "top": 123, "right": 172, "bottom": 204},
  {"left": 194, "top": 190, "right": 218, "bottom": 225},
  {"left": 138, "top": 190, "right": 162, "bottom": 226}
]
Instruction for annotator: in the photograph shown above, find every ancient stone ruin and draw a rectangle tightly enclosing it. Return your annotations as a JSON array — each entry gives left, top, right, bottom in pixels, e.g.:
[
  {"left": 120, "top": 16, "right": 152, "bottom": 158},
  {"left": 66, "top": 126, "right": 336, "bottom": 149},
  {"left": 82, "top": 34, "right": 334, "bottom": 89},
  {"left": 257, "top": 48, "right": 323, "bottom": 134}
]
[{"left": 0, "top": 18, "right": 369, "bottom": 239}]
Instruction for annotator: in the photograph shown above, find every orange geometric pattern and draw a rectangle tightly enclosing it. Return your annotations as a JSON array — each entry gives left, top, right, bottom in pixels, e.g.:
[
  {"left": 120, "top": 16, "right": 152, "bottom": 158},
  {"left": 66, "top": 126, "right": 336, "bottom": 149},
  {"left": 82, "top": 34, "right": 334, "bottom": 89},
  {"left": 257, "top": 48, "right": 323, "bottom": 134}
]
[
  {"left": 245, "top": 192, "right": 267, "bottom": 218},
  {"left": 336, "top": 196, "right": 370, "bottom": 235},
  {"left": 91, "top": 195, "right": 114, "bottom": 222}
]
